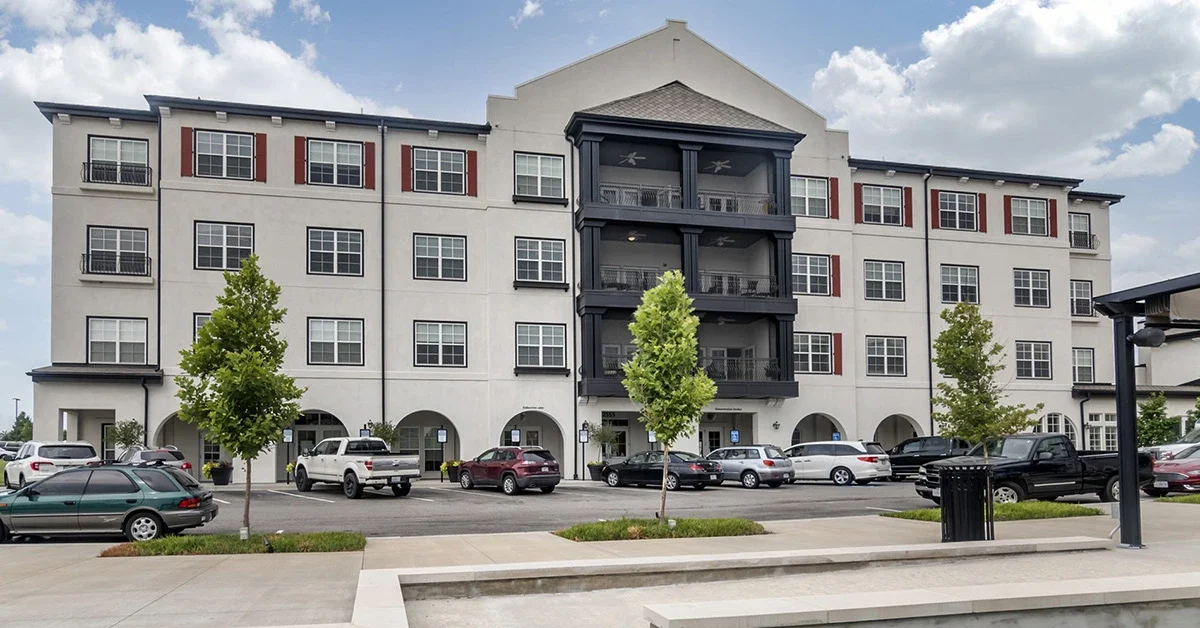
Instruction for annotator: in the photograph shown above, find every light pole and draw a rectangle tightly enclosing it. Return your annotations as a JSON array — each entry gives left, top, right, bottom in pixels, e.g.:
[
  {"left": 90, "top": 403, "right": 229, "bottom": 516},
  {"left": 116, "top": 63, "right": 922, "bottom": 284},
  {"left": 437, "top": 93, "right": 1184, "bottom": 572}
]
[{"left": 12, "top": 398, "right": 18, "bottom": 421}]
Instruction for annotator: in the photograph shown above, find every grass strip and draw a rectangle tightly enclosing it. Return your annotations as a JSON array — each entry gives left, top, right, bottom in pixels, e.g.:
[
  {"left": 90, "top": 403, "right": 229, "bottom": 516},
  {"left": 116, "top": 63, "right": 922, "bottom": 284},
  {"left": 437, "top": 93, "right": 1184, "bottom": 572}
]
[
  {"left": 100, "top": 531, "right": 366, "bottom": 557},
  {"left": 881, "top": 501, "right": 1102, "bottom": 523},
  {"left": 555, "top": 517, "right": 766, "bottom": 542}
]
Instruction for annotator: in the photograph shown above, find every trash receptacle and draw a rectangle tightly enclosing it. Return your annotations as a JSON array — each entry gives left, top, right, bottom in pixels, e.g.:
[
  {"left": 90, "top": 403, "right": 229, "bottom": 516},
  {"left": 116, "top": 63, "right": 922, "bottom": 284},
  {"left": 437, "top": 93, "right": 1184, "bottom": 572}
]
[{"left": 940, "top": 464, "right": 993, "bottom": 542}]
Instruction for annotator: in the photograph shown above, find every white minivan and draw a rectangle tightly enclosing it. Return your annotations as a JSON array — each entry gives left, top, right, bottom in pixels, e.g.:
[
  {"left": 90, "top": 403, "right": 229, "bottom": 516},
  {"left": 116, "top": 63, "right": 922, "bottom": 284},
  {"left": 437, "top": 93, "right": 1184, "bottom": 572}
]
[
  {"left": 2, "top": 441, "right": 100, "bottom": 488},
  {"left": 784, "top": 441, "right": 891, "bottom": 486}
]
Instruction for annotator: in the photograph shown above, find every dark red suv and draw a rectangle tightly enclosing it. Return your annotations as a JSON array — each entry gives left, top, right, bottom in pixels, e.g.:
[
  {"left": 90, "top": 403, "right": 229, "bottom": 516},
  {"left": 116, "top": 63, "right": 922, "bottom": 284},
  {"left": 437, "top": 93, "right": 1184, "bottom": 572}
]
[{"left": 458, "top": 447, "right": 561, "bottom": 495}]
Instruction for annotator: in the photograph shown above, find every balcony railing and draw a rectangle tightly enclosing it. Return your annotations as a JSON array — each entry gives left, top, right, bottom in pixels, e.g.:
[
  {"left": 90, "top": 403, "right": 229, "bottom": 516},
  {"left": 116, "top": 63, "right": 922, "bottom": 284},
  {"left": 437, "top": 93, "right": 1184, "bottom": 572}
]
[
  {"left": 1071, "top": 299, "right": 1094, "bottom": 317},
  {"left": 698, "top": 190, "right": 773, "bottom": 215},
  {"left": 698, "top": 272, "right": 779, "bottom": 297},
  {"left": 81, "top": 253, "right": 152, "bottom": 277},
  {"left": 81, "top": 162, "right": 152, "bottom": 187},
  {"left": 600, "top": 266, "right": 677, "bottom": 291},
  {"left": 598, "top": 182, "right": 774, "bottom": 215},
  {"left": 599, "top": 356, "right": 783, "bottom": 382},
  {"left": 1069, "top": 231, "right": 1099, "bottom": 250}
]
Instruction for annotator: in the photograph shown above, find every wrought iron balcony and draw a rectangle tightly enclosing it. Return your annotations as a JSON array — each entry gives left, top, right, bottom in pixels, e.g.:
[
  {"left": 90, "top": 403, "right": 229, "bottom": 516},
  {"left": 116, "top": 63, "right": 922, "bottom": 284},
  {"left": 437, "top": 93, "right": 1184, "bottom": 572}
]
[
  {"left": 81, "top": 253, "right": 152, "bottom": 277},
  {"left": 599, "top": 265, "right": 677, "bottom": 291},
  {"left": 698, "top": 272, "right": 779, "bottom": 297},
  {"left": 1069, "top": 231, "right": 1099, "bottom": 250},
  {"left": 81, "top": 161, "right": 152, "bottom": 187},
  {"left": 598, "top": 182, "right": 774, "bottom": 215},
  {"left": 698, "top": 190, "right": 773, "bottom": 215}
]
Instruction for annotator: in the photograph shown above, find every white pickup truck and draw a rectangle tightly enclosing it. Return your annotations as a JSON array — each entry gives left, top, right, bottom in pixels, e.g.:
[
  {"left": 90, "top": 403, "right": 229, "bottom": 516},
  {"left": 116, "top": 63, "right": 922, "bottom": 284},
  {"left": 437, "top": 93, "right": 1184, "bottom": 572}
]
[{"left": 294, "top": 437, "right": 421, "bottom": 499}]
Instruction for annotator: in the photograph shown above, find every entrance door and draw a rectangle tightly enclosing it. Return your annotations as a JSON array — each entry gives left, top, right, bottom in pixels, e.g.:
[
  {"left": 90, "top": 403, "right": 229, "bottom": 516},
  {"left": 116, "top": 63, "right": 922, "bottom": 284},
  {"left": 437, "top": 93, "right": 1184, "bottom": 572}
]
[
  {"left": 702, "top": 430, "right": 723, "bottom": 455},
  {"left": 423, "top": 427, "right": 445, "bottom": 474}
]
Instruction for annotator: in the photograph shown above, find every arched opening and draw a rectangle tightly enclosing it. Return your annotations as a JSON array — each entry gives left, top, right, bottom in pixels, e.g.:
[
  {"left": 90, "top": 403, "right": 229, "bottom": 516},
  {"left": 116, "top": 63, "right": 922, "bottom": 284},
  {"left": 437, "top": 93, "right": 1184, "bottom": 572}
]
[
  {"left": 153, "top": 414, "right": 214, "bottom": 480},
  {"left": 791, "top": 413, "right": 846, "bottom": 445},
  {"left": 499, "top": 411, "right": 566, "bottom": 464},
  {"left": 396, "top": 410, "right": 460, "bottom": 479},
  {"left": 873, "top": 414, "right": 922, "bottom": 451},
  {"left": 276, "top": 410, "right": 350, "bottom": 481},
  {"left": 1032, "top": 412, "right": 1079, "bottom": 447}
]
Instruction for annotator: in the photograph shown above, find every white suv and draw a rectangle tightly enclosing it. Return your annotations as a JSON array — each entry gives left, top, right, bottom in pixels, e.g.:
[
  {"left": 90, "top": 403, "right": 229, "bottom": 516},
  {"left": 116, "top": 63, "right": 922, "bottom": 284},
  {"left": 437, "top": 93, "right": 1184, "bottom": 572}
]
[
  {"left": 3, "top": 441, "right": 100, "bottom": 488},
  {"left": 784, "top": 440, "right": 892, "bottom": 486}
]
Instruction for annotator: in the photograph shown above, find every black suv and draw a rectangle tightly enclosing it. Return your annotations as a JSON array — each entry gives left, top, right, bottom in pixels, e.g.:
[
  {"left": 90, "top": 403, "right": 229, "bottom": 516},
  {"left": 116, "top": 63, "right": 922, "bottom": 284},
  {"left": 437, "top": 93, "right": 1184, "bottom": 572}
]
[{"left": 888, "top": 436, "right": 970, "bottom": 479}]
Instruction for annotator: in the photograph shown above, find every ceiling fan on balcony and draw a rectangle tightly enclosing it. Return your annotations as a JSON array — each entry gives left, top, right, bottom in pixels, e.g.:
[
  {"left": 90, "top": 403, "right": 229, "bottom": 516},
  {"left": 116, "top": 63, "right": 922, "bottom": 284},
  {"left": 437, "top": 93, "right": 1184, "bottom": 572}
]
[
  {"left": 710, "top": 235, "right": 736, "bottom": 247},
  {"left": 619, "top": 151, "right": 646, "bottom": 166},
  {"left": 625, "top": 229, "right": 647, "bottom": 242},
  {"left": 706, "top": 159, "right": 732, "bottom": 174},
  {"left": 713, "top": 315, "right": 737, "bottom": 326}
]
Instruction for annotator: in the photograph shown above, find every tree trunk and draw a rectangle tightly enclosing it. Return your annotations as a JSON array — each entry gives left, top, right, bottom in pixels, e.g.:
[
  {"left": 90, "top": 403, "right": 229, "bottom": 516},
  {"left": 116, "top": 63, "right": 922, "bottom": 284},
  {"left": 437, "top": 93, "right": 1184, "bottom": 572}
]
[
  {"left": 658, "top": 445, "right": 670, "bottom": 523},
  {"left": 242, "top": 457, "right": 252, "bottom": 534}
]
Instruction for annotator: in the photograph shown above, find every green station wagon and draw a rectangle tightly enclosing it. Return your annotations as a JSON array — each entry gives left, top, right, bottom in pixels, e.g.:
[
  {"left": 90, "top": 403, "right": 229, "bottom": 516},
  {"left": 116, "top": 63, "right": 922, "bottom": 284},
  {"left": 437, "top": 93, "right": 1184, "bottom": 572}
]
[{"left": 0, "top": 464, "right": 218, "bottom": 542}]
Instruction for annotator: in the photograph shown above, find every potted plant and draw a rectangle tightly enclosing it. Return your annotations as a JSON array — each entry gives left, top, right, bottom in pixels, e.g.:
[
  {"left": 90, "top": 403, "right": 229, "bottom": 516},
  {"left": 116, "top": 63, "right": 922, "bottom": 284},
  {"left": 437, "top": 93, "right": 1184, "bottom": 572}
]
[
  {"left": 202, "top": 460, "right": 233, "bottom": 485},
  {"left": 440, "top": 460, "right": 463, "bottom": 482},
  {"left": 586, "top": 460, "right": 605, "bottom": 481},
  {"left": 585, "top": 423, "right": 622, "bottom": 480}
]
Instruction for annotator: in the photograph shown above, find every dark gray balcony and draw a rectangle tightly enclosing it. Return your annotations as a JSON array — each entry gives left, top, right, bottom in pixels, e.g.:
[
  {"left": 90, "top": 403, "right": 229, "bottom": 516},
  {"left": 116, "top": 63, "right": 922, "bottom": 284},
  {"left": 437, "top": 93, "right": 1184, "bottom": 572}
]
[{"left": 579, "top": 355, "right": 796, "bottom": 399}]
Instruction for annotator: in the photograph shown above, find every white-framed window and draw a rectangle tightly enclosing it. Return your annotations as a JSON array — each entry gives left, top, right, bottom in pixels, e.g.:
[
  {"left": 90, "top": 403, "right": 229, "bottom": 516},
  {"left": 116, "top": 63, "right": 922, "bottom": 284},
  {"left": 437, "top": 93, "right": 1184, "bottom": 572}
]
[
  {"left": 308, "top": 318, "right": 364, "bottom": 366},
  {"left": 1087, "top": 413, "right": 1118, "bottom": 451},
  {"left": 1016, "top": 341, "right": 1052, "bottom": 379},
  {"left": 195, "top": 222, "right": 253, "bottom": 271},
  {"left": 515, "top": 238, "right": 565, "bottom": 283},
  {"left": 307, "top": 140, "right": 362, "bottom": 187},
  {"left": 1013, "top": 269, "right": 1050, "bottom": 308},
  {"left": 793, "top": 332, "right": 832, "bottom": 374},
  {"left": 864, "top": 260, "right": 904, "bottom": 301},
  {"left": 415, "top": 321, "right": 466, "bottom": 367},
  {"left": 88, "top": 318, "right": 147, "bottom": 365},
  {"left": 202, "top": 438, "right": 221, "bottom": 464},
  {"left": 308, "top": 228, "right": 363, "bottom": 276},
  {"left": 395, "top": 426, "right": 421, "bottom": 455},
  {"left": 413, "top": 147, "right": 465, "bottom": 194},
  {"left": 100, "top": 423, "right": 117, "bottom": 460},
  {"left": 1034, "top": 413, "right": 1077, "bottom": 446},
  {"left": 413, "top": 234, "right": 466, "bottom": 281},
  {"left": 193, "top": 313, "right": 212, "bottom": 342},
  {"left": 195, "top": 130, "right": 253, "bottom": 180},
  {"left": 792, "top": 254, "right": 831, "bottom": 296},
  {"left": 938, "top": 191, "right": 977, "bottom": 231},
  {"left": 1011, "top": 197, "right": 1048, "bottom": 236},
  {"left": 514, "top": 153, "right": 564, "bottom": 198},
  {"left": 87, "top": 227, "right": 148, "bottom": 275},
  {"left": 866, "top": 336, "right": 906, "bottom": 376},
  {"left": 1072, "top": 347, "right": 1095, "bottom": 383},
  {"left": 516, "top": 323, "right": 566, "bottom": 368},
  {"left": 88, "top": 137, "right": 149, "bottom": 185},
  {"left": 1070, "top": 280, "right": 1093, "bottom": 316},
  {"left": 941, "top": 265, "right": 979, "bottom": 304},
  {"left": 862, "top": 185, "right": 903, "bottom": 225},
  {"left": 1068, "top": 212, "right": 1093, "bottom": 249},
  {"left": 790, "top": 177, "right": 828, "bottom": 218}
]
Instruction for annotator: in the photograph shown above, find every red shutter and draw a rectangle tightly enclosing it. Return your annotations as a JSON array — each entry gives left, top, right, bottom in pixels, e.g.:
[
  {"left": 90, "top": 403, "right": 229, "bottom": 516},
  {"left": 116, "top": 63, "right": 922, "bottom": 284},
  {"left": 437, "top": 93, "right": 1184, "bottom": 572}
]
[
  {"left": 401, "top": 144, "right": 413, "bottom": 192},
  {"left": 903, "top": 186, "right": 914, "bottom": 227},
  {"left": 294, "top": 136, "right": 306, "bottom": 185},
  {"left": 1003, "top": 195, "right": 1013, "bottom": 234},
  {"left": 828, "top": 177, "right": 839, "bottom": 220},
  {"left": 180, "top": 127, "right": 193, "bottom": 177},
  {"left": 364, "top": 141, "right": 376, "bottom": 190},
  {"left": 830, "top": 255, "right": 841, "bottom": 297},
  {"left": 853, "top": 182, "right": 864, "bottom": 224},
  {"left": 254, "top": 133, "right": 267, "bottom": 182},
  {"left": 930, "top": 189, "right": 941, "bottom": 229},
  {"left": 1048, "top": 199, "right": 1058, "bottom": 237},
  {"left": 832, "top": 333, "right": 843, "bottom": 375},
  {"left": 978, "top": 194, "right": 988, "bottom": 233},
  {"left": 466, "top": 150, "right": 478, "bottom": 197}
]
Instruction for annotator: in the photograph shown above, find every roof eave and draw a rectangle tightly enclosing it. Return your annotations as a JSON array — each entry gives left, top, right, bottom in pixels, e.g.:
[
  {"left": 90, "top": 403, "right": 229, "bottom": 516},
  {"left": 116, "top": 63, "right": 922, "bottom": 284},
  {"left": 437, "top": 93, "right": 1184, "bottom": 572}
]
[
  {"left": 565, "top": 111, "right": 805, "bottom": 144},
  {"left": 847, "top": 158, "right": 1084, "bottom": 188},
  {"left": 34, "top": 101, "right": 158, "bottom": 124}
]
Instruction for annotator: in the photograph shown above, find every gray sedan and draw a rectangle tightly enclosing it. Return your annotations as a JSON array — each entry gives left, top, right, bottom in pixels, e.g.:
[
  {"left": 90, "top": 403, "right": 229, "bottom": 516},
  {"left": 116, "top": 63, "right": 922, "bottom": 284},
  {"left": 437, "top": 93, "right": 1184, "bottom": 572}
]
[{"left": 706, "top": 445, "right": 793, "bottom": 488}]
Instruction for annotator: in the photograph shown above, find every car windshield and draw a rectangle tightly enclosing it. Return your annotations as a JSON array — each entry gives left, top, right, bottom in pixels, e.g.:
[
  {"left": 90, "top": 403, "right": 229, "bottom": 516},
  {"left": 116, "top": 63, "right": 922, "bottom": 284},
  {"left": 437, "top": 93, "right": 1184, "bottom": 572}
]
[
  {"left": 346, "top": 440, "right": 389, "bottom": 454},
  {"left": 522, "top": 451, "right": 554, "bottom": 462},
  {"left": 143, "top": 451, "right": 186, "bottom": 461},
  {"left": 1179, "top": 427, "right": 1200, "bottom": 444},
  {"left": 38, "top": 445, "right": 96, "bottom": 459},
  {"left": 1177, "top": 444, "right": 1200, "bottom": 459},
  {"left": 864, "top": 444, "right": 886, "bottom": 454},
  {"left": 764, "top": 446, "right": 787, "bottom": 460},
  {"left": 164, "top": 468, "right": 200, "bottom": 489},
  {"left": 969, "top": 438, "right": 1034, "bottom": 460},
  {"left": 669, "top": 451, "right": 704, "bottom": 462}
]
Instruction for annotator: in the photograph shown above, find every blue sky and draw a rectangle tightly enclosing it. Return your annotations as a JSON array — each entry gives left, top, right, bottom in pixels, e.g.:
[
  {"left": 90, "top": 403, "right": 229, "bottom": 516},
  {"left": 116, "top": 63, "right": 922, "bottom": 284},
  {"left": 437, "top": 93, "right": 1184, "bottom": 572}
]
[{"left": 1, "top": 0, "right": 1199, "bottom": 432}]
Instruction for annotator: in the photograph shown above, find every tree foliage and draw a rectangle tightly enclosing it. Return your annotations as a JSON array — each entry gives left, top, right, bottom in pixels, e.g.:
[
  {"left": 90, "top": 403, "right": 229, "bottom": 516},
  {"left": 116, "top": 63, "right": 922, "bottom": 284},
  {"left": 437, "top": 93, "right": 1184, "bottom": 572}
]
[
  {"left": 931, "top": 303, "right": 1042, "bottom": 453},
  {"left": 1186, "top": 397, "right": 1200, "bottom": 434},
  {"left": 1137, "top": 392, "right": 1181, "bottom": 447},
  {"left": 1, "top": 411, "right": 32, "bottom": 442},
  {"left": 585, "top": 422, "right": 623, "bottom": 462},
  {"left": 367, "top": 417, "right": 399, "bottom": 448},
  {"left": 176, "top": 255, "right": 305, "bottom": 532},
  {"left": 110, "top": 419, "right": 145, "bottom": 455},
  {"left": 622, "top": 271, "right": 716, "bottom": 521}
]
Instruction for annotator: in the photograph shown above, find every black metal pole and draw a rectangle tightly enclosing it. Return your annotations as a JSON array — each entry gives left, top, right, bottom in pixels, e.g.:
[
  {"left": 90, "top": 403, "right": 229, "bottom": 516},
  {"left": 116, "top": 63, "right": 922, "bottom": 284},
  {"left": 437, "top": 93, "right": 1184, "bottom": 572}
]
[{"left": 1113, "top": 315, "right": 1143, "bottom": 548}]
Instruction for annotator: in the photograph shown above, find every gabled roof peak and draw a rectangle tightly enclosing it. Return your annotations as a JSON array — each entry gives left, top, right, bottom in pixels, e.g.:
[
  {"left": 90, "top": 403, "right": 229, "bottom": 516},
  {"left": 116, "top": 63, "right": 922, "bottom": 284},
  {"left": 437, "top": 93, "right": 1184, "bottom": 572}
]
[{"left": 579, "top": 81, "right": 797, "bottom": 135}]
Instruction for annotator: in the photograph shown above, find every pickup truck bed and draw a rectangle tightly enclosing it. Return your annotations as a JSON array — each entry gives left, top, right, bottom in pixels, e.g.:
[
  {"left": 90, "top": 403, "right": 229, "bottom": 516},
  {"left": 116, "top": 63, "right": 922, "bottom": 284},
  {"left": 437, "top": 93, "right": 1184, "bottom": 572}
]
[{"left": 294, "top": 437, "right": 421, "bottom": 499}]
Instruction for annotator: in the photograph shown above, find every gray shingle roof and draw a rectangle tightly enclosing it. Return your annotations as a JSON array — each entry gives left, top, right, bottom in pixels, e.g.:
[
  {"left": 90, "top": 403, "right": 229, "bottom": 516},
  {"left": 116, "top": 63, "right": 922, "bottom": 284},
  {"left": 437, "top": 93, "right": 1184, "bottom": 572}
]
[{"left": 580, "top": 81, "right": 795, "bottom": 134}]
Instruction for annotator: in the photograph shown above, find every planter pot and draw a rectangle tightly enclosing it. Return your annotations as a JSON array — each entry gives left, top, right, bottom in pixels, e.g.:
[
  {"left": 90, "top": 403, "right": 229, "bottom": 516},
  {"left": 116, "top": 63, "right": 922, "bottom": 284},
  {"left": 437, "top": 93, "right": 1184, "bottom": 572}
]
[
  {"left": 587, "top": 465, "right": 604, "bottom": 481},
  {"left": 210, "top": 466, "right": 233, "bottom": 486},
  {"left": 445, "top": 467, "right": 461, "bottom": 483}
]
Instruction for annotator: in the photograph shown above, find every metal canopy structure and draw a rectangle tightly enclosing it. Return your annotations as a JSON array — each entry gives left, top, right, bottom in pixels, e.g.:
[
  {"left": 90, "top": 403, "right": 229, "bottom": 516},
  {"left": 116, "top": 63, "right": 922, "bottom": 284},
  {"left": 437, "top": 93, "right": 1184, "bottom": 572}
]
[{"left": 1094, "top": 270, "right": 1200, "bottom": 549}]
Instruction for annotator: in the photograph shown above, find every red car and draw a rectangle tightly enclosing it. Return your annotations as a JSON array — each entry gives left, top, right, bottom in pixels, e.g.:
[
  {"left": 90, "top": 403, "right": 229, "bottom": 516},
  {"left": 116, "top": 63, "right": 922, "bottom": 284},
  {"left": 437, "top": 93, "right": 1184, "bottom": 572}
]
[
  {"left": 1145, "top": 444, "right": 1200, "bottom": 497},
  {"left": 458, "top": 447, "right": 561, "bottom": 495}
]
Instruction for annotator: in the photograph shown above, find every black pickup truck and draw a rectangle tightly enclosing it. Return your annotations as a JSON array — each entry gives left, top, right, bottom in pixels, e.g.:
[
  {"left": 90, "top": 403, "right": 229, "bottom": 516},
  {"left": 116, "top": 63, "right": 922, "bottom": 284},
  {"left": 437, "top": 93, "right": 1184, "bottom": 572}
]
[{"left": 915, "top": 433, "right": 1153, "bottom": 504}]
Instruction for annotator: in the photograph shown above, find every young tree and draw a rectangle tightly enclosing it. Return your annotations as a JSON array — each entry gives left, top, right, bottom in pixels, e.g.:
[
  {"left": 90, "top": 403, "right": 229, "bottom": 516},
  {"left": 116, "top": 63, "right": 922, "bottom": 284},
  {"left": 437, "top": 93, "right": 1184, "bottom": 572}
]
[
  {"left": 110, "top": 419, "right": 145, "bottom": 458},
  {"left": 932, "top": 303, "right": 1042, "bottom": 460},
  {"left": 367, "top": 417, "right": 399, "bottom": 449},
  {"left": 1186, "top": 397, "right": 1200, "bottom": 433},
  {"left": 622, "top": 270, "right": 716, "bottom": 522},
  {"left": 176, "top": 255, "right": 305, "bottom": 535},
  {"left": 1137, "top": 392, "right": 1180, "bottom": 447},
  {"left": 1, "top": 411, "right": 33, "bottom": 442}
]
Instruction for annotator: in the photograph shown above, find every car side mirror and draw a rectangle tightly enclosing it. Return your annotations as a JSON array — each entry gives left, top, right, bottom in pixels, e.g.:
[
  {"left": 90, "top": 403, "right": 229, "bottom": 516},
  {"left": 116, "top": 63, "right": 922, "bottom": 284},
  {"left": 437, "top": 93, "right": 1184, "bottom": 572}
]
[
  {"left": 22, "top": 488, "right": 39, "bottom": 498},
  {"left": 301, "top": 448, "right": 311, "bottom": 457},
  {"left": 1037, "top": 451, "right": 1053, "bottom": 461}
]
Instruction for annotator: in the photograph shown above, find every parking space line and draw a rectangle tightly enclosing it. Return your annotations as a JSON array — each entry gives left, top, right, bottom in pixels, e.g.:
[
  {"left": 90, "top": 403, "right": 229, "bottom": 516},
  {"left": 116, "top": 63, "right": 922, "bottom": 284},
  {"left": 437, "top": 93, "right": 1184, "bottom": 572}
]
[
  {"left": 864, "top": 506, "right": 901, "bottom": 512},
  {"left": 267, "top": 489, "right": 335, "bottom": 504},
  {"left": 408, "top": 496, "right": 435, "bottom": 502},
  {"left": 421, "top": 486, "right": 506, "bottom": 498},
  {"left": 212, "top": 497, "right": 231, "bottom": 505}
]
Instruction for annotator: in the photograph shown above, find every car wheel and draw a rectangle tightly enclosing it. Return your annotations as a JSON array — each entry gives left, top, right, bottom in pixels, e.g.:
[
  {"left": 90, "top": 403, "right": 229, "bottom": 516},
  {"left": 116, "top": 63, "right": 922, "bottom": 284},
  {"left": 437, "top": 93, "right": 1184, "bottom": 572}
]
[
  {"left": 124, "top": 512, "right": 165, "bottom": 542},
  {"left": 1100, "top": 476, "right": 1120, "bottom": 503},
  {"left": 830, "top": 467, "right": 854, "bottom": 486},
  {"left": 502, "top": 474, "right": 521, "bottom": 496},
  {"left": 0, "top": 520, "right": 9, "bottom": 544},
  {"left": 294, "top": 468, "right": 312, "bottom": 492},
  {"left": 605, "top": 471, "right": 622, "bottom": 487},
  {"left": 855, "top": 479, "right": 873, "bottom": 486},
  {"left": 1142, "top": 489, "right": 1168, "bottom": 498},
  {"left": 766, "top": 481, "right": 783, "bottom": 488},
  {"left": 540, "top": 486, "right": 555, "bottom": 494},
  {"left": 993, "top": 482, "right": 1024, "bottom": 504},
  {"left": 391, "top": 483, "right": 411, "bottom": 497},
  {"left": 459, "top": 470, "right": 475, "bottom": 489},
  {"left": 928, "top": 497, "right": 941, "bottom": 506},
  {"left": 665, "top": 473, "right": 681, "bottom": 491},
  {"left": 18, "top": 474, "right": 26, "bottom": 488},
  {"left": 740, "top": 471, "right": 760, "bottom": 489},
  {"left": 343, "top": 472, "right": 363, "bottom": 499}
]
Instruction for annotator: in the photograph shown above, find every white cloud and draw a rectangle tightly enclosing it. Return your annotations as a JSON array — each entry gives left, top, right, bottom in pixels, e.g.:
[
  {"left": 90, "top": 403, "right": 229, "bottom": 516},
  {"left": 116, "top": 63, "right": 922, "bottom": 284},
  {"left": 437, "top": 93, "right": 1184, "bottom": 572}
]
[
  {"left": 1111, "top": 233, "right": 1160, "bottom": 265},
  {"left": 598, "top": 9, "right": 608, "bottom": 18},
  {"left": 510, "top": 0, "right": 543, "bottom": 28},
  {"left": 1176, "top": 237, "right": 1200, "bottom": 260},
  {"left": 0, "top": 319, "right": 7, "bottom": 332},
  {"left": 586, "top": 35, "right": 596, "bottom": 47},
  {"left": 0, "top": 209, "right": 51, "bottom": 266},
  {"left": 1113, "top": 270, "right": 1173, "bottom": 292},
  {"left": 288, "top": 0, "right": 329, "bottom": 25},
  {"left": 0, "top": 0, "right": 113, "bottom": 34},
  {"left": 811, "top": 0, "right": 1200, "bottom": 179},
  {"left": 393, "top": 82, "right": 403, "bottom": 93},
  {"left": 13, "top": 274, "right": 40, "bottom": 287}
]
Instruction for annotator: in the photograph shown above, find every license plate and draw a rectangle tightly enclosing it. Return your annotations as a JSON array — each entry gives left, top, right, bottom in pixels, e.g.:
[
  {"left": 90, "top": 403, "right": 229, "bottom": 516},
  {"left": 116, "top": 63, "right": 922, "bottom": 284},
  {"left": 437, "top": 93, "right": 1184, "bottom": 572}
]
[
  {"left": 709, "top": 474, "right": 718, "bottom": 480},
  {"left": 1154, "top": 480, "right": 1169, "bottom": 489},
  {"left": 542, "top": 466, "right": 549, "bottom": 472},
  {"left": 389, "top": 477, "right": 407, "bottom": 485},
  {"left": 932, "top": 488, "right": 941, "bottom": 498}
]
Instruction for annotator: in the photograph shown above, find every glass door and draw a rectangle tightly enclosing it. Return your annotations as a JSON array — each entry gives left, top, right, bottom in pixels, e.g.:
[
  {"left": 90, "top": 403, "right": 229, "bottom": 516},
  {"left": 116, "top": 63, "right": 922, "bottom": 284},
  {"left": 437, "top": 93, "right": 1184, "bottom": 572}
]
[{"left": 423, "top": 427, "right": 445, "bottom": 473}]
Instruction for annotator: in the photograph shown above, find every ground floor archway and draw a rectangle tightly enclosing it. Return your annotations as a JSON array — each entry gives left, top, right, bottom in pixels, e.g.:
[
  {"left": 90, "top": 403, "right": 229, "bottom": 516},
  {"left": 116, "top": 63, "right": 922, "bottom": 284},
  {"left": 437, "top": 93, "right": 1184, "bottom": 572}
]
[
  {"left": 396, "top": 410, "right": 460, "bottom": 479},
  {"left": 500, "top": 411, "right": 565, "bottom": 465},
  {"left": 1032, "top": 412, "right": 1079, "bottom": 447},
  {"left": 154, "top": 414, "right": 212, "bottom": 480},
  {"left": 791, "top": 413, "right": 845, "bottom": 445},
  {"left": 873, "top": 414, "right": 922, "bottom": 451},
  {"left": 276, "top": 410, "right": 350, "bottom": 481}
]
